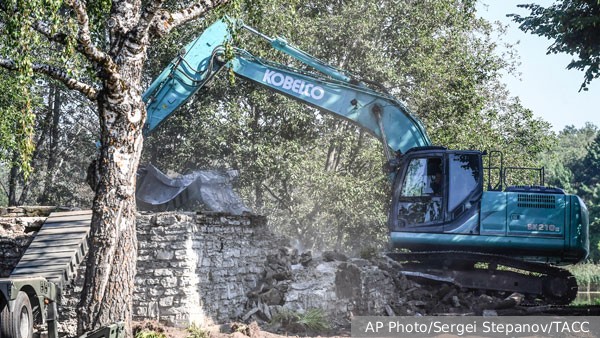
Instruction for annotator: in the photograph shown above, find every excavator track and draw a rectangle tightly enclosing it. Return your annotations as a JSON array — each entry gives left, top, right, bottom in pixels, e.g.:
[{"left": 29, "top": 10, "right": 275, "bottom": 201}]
[{"left": 387, "top": 251, "right": 578, "bottom": 305}]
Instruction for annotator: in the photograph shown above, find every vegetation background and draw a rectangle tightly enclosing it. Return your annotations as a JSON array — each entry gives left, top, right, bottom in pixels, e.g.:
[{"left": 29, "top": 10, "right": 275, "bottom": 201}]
[{"left": 0, "top": 0, "right": 598, "bottom": 259}]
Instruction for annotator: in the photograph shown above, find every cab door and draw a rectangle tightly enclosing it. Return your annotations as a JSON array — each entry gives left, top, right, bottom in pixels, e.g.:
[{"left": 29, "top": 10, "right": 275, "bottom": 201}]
[{"left": 394, "top": 155, "right": 445, "bottom": 230}]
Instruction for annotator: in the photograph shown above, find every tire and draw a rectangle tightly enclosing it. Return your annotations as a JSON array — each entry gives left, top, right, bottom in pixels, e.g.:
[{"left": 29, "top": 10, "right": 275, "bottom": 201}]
[{"left": 0, "top": 291, "right": 33, "bottom": 338}]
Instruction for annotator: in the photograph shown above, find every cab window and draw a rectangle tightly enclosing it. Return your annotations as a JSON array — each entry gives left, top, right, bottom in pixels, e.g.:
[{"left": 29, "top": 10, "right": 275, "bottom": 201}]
[
  {"left": 397, "top": 157, "right": 443, "bottom": 226},
  {"left": 448, "top": 154, "right": 480, "bottom": 212}
]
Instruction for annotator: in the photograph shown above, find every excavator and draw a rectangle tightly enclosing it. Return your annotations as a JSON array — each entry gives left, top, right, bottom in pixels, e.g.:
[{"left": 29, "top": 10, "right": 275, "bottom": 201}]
[{"left": 141, "top": 18, "right": 589, "bottom": 305}]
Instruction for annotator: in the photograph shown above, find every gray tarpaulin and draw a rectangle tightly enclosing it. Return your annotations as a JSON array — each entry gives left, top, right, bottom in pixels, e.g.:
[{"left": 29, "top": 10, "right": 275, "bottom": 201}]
[{"left": 136, "top": 164, "right": 251, "bottom": 215}]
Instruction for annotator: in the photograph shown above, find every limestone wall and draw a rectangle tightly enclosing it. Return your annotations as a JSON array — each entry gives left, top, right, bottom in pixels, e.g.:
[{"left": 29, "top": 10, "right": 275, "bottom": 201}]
[{"left": 133, "top": 212, "right": 287, "bottom": 327}]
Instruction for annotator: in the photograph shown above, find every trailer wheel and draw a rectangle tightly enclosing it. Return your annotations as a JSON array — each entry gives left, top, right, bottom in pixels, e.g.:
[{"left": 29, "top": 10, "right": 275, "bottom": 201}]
[{"left": 0, "top": 291, "right": 33, "bottom": 338}]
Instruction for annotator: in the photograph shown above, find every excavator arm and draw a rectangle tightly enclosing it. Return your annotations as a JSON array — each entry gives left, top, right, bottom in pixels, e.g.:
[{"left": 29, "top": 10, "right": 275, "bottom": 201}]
[{"left": 142, "top": 18, "right": 430, "bottom": 159}]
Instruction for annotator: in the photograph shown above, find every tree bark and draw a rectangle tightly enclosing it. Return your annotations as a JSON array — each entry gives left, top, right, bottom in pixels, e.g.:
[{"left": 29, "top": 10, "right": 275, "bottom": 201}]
[
  {"left": 39, "top": 86, "right": 61, "bottom": 205},
  {"left": 77, "top": 88, "right": 144, "bottom": 337},
  {"left": 8, "top": 151, "right": 19, "bottom": 206},
  {"left": 77, "top": 21, "right": 146, "bottom": 336}
]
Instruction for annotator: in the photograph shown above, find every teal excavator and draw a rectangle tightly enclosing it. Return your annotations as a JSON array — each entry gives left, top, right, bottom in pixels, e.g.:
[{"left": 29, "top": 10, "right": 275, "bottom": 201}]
[{"left": 142, "top": 18, "right": 589, "bottom": 304}]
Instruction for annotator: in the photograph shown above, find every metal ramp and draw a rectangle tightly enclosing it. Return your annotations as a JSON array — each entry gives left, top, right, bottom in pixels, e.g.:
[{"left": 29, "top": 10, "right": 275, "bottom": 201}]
[{"left": 10, "top": 210, "right": 92, "bottom": 288}]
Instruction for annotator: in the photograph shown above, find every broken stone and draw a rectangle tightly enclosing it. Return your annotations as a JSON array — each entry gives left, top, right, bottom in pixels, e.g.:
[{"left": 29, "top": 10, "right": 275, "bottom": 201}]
[
  {"left": 407, "top": 300, "right": 426, "bottom": 307},
  {"left": 384, "top": 305, "right": 396, "bottom": 316},
  {"left": 258, "top": 287, "right": 284, "bottom": 305},
  {"left": 452, "top": 295, "right": 461, "bottom": 308},
  {"left": 483, "top": 309, "right": 498, "bottom": 317},
  {"left": 334, "top": 262, "right": 361, "bottom": 299},
  {"left": 299, "top": 251, "right": 312, "bottom": 266},
  {"left": 241, "top": 308, "right": 259, "bottom": 321},
  {"left": 323, "top": 250, "right": 348, "bottom": 262},
  {"left": 258, "top": 301, "right": 272, "bottom": 321}
]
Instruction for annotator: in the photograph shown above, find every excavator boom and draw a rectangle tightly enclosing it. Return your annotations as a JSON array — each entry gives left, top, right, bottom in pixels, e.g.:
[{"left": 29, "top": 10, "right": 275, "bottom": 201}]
[{"left": 143, "top": 18, "right": 430, "bottom": 158}]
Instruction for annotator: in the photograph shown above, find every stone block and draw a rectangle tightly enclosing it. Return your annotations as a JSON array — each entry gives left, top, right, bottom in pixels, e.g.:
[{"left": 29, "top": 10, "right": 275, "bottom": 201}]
[
  {"left": 160, "top": 276, "right": 178, "bottom": 288},
  {"left": 159, "top": 296, "right": 174, "bottom": 307},
  {"left": 156, "top": 250, "right": 174, "bottom": 260},
  {"left": 154, "top": 269, "right": 173, "bottom": 277}
]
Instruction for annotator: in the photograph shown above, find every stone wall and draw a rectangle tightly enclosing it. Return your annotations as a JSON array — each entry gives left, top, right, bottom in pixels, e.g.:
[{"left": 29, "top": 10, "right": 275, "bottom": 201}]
[{"left": 133, "top": 212, "right": 287, "bottom": 327}]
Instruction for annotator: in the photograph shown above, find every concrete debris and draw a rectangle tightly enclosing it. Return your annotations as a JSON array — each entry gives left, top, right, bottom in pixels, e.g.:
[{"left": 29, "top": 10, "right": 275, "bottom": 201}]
[
  {"left": 322, "top": 250, "right": 348, "bottom": 262},
  {"left": 244, "top": 247, "right": 530, "bottom": 331}
]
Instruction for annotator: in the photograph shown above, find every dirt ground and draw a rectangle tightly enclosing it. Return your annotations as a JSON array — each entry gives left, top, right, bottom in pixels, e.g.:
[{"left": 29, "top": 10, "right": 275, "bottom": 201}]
[{"left": 134, "top": 320, "right": 351, "bottom": 338}]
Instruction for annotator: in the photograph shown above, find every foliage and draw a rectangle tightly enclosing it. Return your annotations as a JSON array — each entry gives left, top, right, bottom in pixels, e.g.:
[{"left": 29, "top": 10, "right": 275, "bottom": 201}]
[
  {"left": 541, "top": 123, "right": 600, "bottom": 261},
  {"left": 270, "top": 308, "right": 329, "bottom": 332},
  {"left": 186, "top": 324, "right": 210, "bottom": 338},
  {"left": 0, "top": 71, "right": 35, "bottom": 174},
  {"left": 0, "top": 0, "right": 75, "bottom": 178},
  {"left": 134, "top": 330, "right": 167, "bottom": 338},
  {"left": 567, "top": 262, "right": 600, "bottom": 289},
  {"left": 297, "top": 308, "right": 330, "bottom": 331},
  {"left": 0, "top": 83, "right": 97, "bottom": 207},
  {"left": 541, "top": 123, "right": 598, "bottom": 193},
  {"left": 510, "top": 0, "right": 600, "bottom": 91},
  {"left": 573, "top": 133, "right": 600, "bottom": 261}
]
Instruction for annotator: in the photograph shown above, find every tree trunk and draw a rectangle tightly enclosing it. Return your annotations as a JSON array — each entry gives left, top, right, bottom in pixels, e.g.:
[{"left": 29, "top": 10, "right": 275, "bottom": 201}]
[
  {"left": 77, "top": 57, "right": 146, "bottom": 337},
  {"left": 39, "top": 86, "right": 62, "bottom": 205},
  {"left": 8, "top": 151, "right": 19, "bottom": 206}
]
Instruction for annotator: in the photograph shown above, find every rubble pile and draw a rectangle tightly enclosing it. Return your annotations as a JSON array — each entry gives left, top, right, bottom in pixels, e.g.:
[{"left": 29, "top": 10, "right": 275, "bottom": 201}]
[{"left": 243, "top": 248, "right": 523, "bottom": 331}]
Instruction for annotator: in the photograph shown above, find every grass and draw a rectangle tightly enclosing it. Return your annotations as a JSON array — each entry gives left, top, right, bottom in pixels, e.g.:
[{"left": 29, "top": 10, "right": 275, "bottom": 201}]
[
  {"left": 297, "top": 309, "right": 330, "bottom": 331},
  {"left": 567, "top": 262, "right": 600, "bottom": 290},
  {"left": 566, "top": 262, "right": 600, "bottom": 305},
  {"left": 270, "top": 308, "right": 330, "bottom": 332},
  {"left": 186, "top": 323, "right": 210, "bottom": 338},
  {"left": 134, "top": 330, "right": 167, "bottom": 338}
]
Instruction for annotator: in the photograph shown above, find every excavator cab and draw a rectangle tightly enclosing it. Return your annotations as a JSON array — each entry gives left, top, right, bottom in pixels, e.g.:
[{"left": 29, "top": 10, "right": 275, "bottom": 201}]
[{"left": 389, "top": 147, "right": 483, "bottom": 235}]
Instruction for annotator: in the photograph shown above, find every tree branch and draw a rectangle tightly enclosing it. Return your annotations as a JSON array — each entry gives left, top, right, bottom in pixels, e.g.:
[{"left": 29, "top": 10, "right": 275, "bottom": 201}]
[
  {"left": 34, "top": 64, "right": 98, "bottom": 100},
  {"left": 65, "top": 0, "right": 115, "bottom": 68},
  {"left": 136, "top": 0, "right": 166, "bottom": 38},
  {"left": 0, "top": 58, "right": 98, "bottom": 100},
  {"left": 31, "top": 20, "right": 70, "bottom": 45},
  {"left": 149, "top": 0, "right": 230, "bottom": 37}
]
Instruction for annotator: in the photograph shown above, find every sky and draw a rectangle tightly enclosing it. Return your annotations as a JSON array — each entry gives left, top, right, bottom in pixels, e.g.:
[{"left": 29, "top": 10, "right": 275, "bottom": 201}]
[{"left": 477, "top": 0, "right": 600, "bottom": 132}]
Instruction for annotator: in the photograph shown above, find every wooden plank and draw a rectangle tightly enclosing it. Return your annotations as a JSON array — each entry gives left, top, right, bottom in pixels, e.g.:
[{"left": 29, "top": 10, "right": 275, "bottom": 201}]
[
  {"left": 10, "top": 209, "right": 92, "bottom": 282},
  {"left": 20, "top": 247, "right": 85, "bottom": 263},
  {"left": 12, "top": 265, "right": 75, "bottom": 279},
  {"left": 46, "top": 210, "right": 92, "bottom": 217},
  {"left": 11, "top": 270, "right": 68, "bottom": 284},
  {"left": 44, "top": 214, "right": 92, "bottom": 224},
  {"left": 27, "top": 244, "right": 86, "bottom": 254},
  {"left": 32, "top": 232, "right": 88, "bottom": 240},
  {"left": 19, "top": 251, "right": 77, "bottom": 261},
  {"left": 11, "top": 267, "right": 69, "bottom": 277},
  {"left": 28, "top": 238, "right": 87, "bottom": 246},
  {"left": 22, "top": 246, "right": 80, "bottom": 255},
  {"left": 27, "top": 244, "right": 87, "bottom": 257},
  {"left": 15, "top": 257, "right": 73, "bottom": 268},
  {"left": 40, "top": 222, "right": 91, "bottom": 229},
  {"left": 39, "top": 223, "right": 90, "bottom": 231},
  {"left": 37, "top": 227, "right": 90, "bottom": 235}
]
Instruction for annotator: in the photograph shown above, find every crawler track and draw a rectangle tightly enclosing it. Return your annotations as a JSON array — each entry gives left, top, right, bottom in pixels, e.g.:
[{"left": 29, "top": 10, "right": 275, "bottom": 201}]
[
  {"left": 492, "top": 305, "right": 600, "bottom": 316},
  {"left": 387, "top": 251, "right": 578, "bottom": 305}
]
